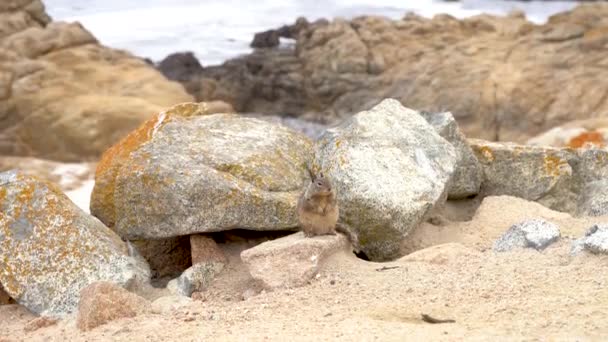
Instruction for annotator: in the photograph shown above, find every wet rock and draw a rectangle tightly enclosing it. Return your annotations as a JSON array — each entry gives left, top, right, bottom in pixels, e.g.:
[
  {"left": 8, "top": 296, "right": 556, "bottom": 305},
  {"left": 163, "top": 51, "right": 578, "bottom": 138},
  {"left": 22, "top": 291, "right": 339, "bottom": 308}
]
[
  {"left": 76, "top": 282, "right": 151, "bottom": 331},
  {"left": 0, "top": 4, "right": 192, "bottom": 161},
  {"left": 420, "top": 111, "right": 482, "bottom": 199},
  {"left": 190, "top": 235, "right": 226, "bottom": 265},
  {"left": 166, "top": 262, "right": 224, "bottom": 297},
  {"left": 91, "top": 102, "right": 313, "bottom": 238},
  {"left": 240, "top": 232, "right": 349, "bottom": 289},
  {"left": 0, "top": 171, "right": 150, "bottom": 317},
  {"left": 493, "top": 219, "right": 561, "bottom": 252},
  {"left": 314, "top": 99, "right": 457, "bottom": 261},
  {"left": 191, "top": 4, "right": 608, "bottom": 143}
]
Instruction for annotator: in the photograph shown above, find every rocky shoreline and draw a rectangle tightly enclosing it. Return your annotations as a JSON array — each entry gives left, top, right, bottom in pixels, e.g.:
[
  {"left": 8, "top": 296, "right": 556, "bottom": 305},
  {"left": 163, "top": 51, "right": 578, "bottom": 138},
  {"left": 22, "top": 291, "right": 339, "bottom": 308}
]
[{"left": 2, "top": 1, "right": 608, "bottom": 341}]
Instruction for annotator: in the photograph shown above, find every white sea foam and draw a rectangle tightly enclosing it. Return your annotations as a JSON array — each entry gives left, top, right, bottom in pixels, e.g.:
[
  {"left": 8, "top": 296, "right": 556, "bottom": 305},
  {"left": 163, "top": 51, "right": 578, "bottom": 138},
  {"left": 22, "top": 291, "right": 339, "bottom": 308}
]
[{"left": 44, "top": 0, "right": 577, "bottom": 65}]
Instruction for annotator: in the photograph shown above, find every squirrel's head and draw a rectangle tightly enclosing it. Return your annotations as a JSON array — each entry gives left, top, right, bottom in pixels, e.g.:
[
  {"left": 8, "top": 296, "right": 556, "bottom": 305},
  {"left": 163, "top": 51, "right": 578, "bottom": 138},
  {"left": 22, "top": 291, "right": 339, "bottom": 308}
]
[{"left": 310, "top": 171, "right": 333, "bottom": 195}]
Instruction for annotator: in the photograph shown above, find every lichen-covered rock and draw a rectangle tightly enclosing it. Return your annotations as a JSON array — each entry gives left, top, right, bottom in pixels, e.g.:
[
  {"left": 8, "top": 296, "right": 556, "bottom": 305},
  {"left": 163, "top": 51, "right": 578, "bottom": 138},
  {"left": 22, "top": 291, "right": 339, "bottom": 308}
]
[
  {"left": 0, "top": 2, "right": 193, "bottom": 161},
  {"left": 240, "top": 232, "right": 349, "bottom": 289},
  {"left": 167, "top": 262, "right": 224, "bottom": 297},
  {"left": 493, "top": 219, "right": 561, "bottom": 252},
  {"left": 314, "top": 99, "right": 457, "bottom": 261},
  {"left": 578, "top": 180, "right": 608, "bottom": 217},
  {"left": 0, "top": 170, "right": 150, "bottom": 317},
  {"left": 77, "top": 282, "right": 151, "bottom": 331},
  {"left": 470, "top": 139, "right": 608, "bottom": 215},
  {"left": 91, "top": 102, "right": 313, "bottom": 239},
  {"left": 420, "top": 111, "right": 482, "bottom": 199}
]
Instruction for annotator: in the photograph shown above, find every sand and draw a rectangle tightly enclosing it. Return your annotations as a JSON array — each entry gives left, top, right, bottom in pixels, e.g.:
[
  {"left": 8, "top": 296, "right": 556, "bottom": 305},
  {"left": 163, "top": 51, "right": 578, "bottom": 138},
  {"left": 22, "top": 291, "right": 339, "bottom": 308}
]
[{"left": 2, "top": 195, "right": 608, "bottom": 341}]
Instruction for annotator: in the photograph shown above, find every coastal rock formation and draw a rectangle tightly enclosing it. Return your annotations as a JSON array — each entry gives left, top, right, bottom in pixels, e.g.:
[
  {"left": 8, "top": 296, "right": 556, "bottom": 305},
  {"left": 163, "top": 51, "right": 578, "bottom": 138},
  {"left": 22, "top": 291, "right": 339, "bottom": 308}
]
[
  {"left": 0, "top": 170, "right": 149, "bottom": 317},
  {"left": 188, "top": 3, "right": 608, "bottom": 143},
  {"left": 0, "top": 1, "right": 192, "bottom": 162}
]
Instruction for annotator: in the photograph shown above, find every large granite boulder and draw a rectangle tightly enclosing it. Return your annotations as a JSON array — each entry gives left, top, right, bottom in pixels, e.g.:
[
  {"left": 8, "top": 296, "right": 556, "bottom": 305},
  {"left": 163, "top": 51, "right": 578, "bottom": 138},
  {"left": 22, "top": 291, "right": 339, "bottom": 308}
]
[
  {"left": 188, "top": 3, "right": 608, "bottom": 143},
  {"left": 0, "top": 170, "right": 149, "bottom": 317},
  {"left": 470, "top": 139, "right": 608, "bottom": 216},
  {"left": 91, "top": 102, "right": 313, "bottom": 239},
  {"left": 0, "top": 1, "right": 192, "bottom": 161},
  {"left": 314, "top": 99, "right": 457, "bottom": 261}
]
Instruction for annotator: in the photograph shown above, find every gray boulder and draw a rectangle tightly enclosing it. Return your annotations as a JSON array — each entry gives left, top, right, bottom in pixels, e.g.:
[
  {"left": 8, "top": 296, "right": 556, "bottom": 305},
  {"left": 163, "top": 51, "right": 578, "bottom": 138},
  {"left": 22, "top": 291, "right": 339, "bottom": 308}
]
[
  {"left": 0, "top": 170, "right": 149, "bottom": 317},
  {"left": 314, "top": 99, "right": 458, "bottom": 261},
  {"left": 494, "top": 219, "right": 561, "bottom": 252},
  {"left": 578, "top": 180, "right": 608, "bottom": 217},
  {"left": 91, "top": 102, "right": 313, "bottom": 239},
  {"left": 420, "top": 111, "right": 482, "bottom": 199}
]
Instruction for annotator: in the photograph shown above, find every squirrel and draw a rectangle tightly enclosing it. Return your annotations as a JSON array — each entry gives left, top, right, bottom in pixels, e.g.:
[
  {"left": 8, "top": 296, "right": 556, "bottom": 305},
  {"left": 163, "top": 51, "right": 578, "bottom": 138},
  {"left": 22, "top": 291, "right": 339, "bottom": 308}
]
[{"left": 296, "top": 168, "right": 360, "bottom": 252}]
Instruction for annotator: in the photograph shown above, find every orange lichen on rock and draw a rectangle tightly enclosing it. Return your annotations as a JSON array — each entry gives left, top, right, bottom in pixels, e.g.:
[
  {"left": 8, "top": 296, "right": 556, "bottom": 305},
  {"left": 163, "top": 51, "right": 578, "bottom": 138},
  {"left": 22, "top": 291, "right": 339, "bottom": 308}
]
[
  {"left": 90, "top": 102, "right": 211, "bottom": 228},
  {"left": 543, "top": 154, "right": 568, "bottom": 178},
  {"left": 566, "top": 131, "right": 605, "bottom": 149}
]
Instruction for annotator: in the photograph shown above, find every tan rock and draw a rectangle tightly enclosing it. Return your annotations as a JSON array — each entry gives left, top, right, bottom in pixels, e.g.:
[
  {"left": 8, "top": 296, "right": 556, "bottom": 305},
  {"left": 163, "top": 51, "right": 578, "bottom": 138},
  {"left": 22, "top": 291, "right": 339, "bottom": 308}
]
[
  {"left": 190, "top": 235, "right": 226, "bottom": 265},
  {"left": 77, "top": 281, "right": 151, "bottom": 331},
  {"left": 0, "top": 3, "right": 192, "bottom": 161},
  {"left": 240, "top": 232, "right": 349, "bottom": 289},
  {"left": 194, "top": 3, "right": 608, "bottom": 143}
]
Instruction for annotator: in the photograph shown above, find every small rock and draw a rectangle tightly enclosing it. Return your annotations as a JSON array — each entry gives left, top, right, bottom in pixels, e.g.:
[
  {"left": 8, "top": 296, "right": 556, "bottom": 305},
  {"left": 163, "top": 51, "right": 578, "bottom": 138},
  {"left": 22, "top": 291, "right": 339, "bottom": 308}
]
[
  {"left": 251, "top": 29, "right": 280, "bottom": 48},
  {"left": 241, "top": 288, "right": 257, "bottom": 301},
  {"left": 167, "top": 262, "right": 224, "bottom": 297},
  {"left": 157, "top": 51, "right": 204, "bottom": 82},
  {"left": 240, "top": 232, "right": 349, "bottom": 289},
  {"left": 493, "top": 219, "right": 561, "bottom": 252},
  {"left": 23, "top": 316, "right": 58, "bottom": 332},
  {"left": 151, "top": 295, "right": 192, "bottom": 315},
  {"left": 190, "top": 235, "right": 227, "bottom": 265},
  {"left": 77, "top": 282, "right": 151, "bottom": 331},
  {"left": 578, "top": 224, "right": 608, "bottom": 255}
]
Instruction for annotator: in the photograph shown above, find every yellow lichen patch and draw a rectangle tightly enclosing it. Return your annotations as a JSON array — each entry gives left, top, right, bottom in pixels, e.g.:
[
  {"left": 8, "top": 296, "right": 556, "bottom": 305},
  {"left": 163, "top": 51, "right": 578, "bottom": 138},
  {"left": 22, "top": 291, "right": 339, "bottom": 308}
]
[
  {"left": 477, "top": 146, "right": 495, "bottom": 162},
  {"left": 567, "top": 131, "right": 605, "bottom": 149},
  {"left": 543, "top": 154, "right": 568, "bottom": 178},
  {"left": 169, "top": 102, "right": 222, "bottom": 117}
]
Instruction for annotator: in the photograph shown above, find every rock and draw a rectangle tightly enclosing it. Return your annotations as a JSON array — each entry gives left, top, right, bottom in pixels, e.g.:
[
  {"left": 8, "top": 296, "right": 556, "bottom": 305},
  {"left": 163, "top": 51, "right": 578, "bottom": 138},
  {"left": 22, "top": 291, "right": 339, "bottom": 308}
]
[
  {"left": 578, "top": 180, "right": 608, "bottom": 217},
  {"left": 23, "top": 316, "right": 58, "bottom": 332},
  {"left": 526, "top": 118, "right": 608, "bottom": 148},
  {"left": 577, "top": 224, "right": 608, "bottom": 255},
  {"left": 470, "top": 139, "right": 608, "bottom": 215},
  {"left": 420, "top": 111, "right": 482, "bottom": 199},
  {"left": 151, "top": 295, "right": 192, "bottom": 314},
  {"left": 190, "top": 235, "right": 226, "bottom": 265},
  {"left": 189, "top": 4, "right": 608, "bottom": 143},
  {"left": 130, "top": 237, "right": 192, "bottom": 279},
  {"left": 313, "top": 99, "right": 457, "bottom": 261},
  {"left": 0, "top": 170, "right": 150, "bottom": 317},
  {"left": 0, "top": 3, "right": 193, "bottom": 161},
  {"left": 0, "top": 284, "right": 13, "bottom": 305},
  {"left": 157, "top": 51, "right": 204, "bottom": 82},
  {"left": 91, "top": 102, "right": 313, "bottom": 238},
  {"left": 76, "top": 281, "right": 151, "bottom": 331},
  {"left": 241, "top": 232, "right": 349, "bottom": 289},
  {"left": 167, "top": 262, "right": 224, "bottom": 297},
  {"left": 251, "top": 29, "right": 280, "bottom": 48},
  {"left": 493, "top": 219, "right": 561, "bottom": 252},
  {"left": 402, "top": 243, "right": 481, "bottom": 264}
]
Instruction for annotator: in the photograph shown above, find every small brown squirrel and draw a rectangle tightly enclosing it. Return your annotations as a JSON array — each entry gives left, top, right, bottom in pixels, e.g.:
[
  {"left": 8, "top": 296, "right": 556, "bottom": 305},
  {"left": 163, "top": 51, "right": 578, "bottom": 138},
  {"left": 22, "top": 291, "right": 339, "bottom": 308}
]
[{"left": 296, "top": 168, "right": 360, "bottom": 252}]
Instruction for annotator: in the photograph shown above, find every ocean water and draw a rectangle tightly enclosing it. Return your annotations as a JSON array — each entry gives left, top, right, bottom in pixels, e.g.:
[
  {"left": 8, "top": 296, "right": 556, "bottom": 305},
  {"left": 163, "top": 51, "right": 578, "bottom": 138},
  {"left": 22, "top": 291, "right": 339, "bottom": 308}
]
[{"left": 43, "top": 0, "right": 577, "bottom": 65}]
